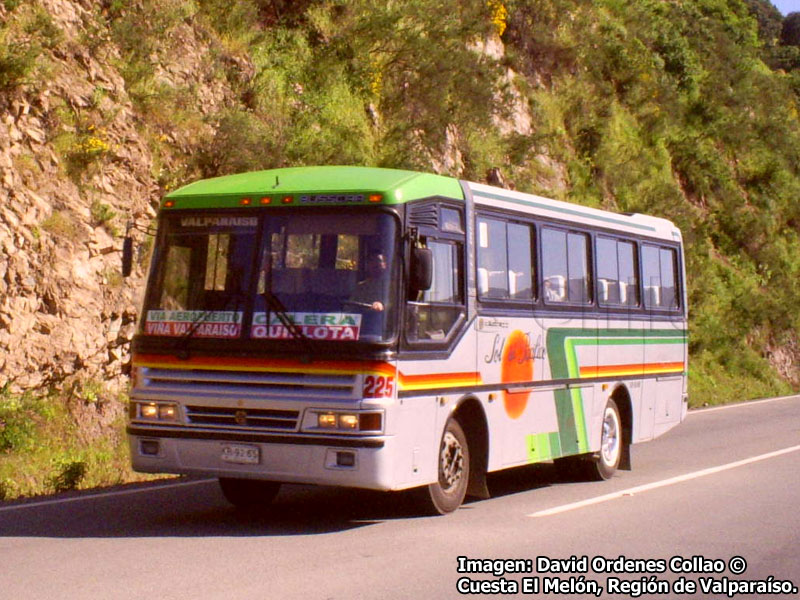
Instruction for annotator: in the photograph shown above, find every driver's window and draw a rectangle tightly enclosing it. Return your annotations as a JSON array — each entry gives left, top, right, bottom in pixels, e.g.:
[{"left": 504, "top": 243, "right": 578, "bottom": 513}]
[{"left": 407, "top": 239, "right": 464, "bottom": 342}]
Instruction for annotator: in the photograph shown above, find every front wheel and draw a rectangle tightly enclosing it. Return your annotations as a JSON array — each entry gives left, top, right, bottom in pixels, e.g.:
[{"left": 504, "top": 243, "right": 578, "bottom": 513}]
[
  {"left": 218, "top": 478, "right": 281, "bottom": 510},
  {"left": 416, "top": 418, "right": 470, "bottom": 515}
]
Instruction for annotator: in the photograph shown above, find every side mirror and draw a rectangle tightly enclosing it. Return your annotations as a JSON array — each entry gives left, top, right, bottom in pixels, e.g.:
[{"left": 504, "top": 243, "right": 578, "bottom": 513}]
[
  {"left": 122, "top": 236, "right": 133, "bottom": 277},
  {"left": 410, "top": 246, "right": 432, "bottom": 292}
]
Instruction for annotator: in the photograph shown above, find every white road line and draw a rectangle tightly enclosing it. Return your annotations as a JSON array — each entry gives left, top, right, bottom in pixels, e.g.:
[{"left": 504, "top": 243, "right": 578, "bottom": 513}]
[
  {"left": 688, "top": 394, "right": 800, "bottom": 416},
  {"left": 0, "top": 478, "right": 214, "bottom": 513},
  {"left": 529, "top": 444, "right": 800, "bottom": 518}
]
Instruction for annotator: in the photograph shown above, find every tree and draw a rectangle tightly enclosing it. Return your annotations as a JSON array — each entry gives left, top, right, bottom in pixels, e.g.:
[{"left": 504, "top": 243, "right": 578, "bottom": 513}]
[{"left": 781, "top": 12, "right": 800, "bottom": 47}]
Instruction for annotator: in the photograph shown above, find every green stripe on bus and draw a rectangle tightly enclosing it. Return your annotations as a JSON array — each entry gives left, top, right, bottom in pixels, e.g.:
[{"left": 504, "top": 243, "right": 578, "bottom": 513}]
[
  {"left": 527, "top": 431, "right": 562, "bottom": 462},
  {"left": 546, "top": 327, "right": 687, "bottom": 458}
]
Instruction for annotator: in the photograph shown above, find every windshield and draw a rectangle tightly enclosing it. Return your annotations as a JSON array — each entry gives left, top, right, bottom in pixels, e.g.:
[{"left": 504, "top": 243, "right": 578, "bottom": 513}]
[{"left": 141, "top": 209, "right": 399, "bottom": 345}]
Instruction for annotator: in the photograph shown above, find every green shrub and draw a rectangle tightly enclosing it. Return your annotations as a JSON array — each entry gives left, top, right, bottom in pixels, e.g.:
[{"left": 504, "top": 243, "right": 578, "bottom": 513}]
[
  {"left": 0, "top": 38, "right": 39, "bottom": 92},
  {"left": 41, "top": 210, "right": 80, "bottom": 240},
  {"left": 0, "top": 394, "right": 35, "bottom": 452},
  {"left": 48, "top": 459, "right": 88, "bottom": 493}
]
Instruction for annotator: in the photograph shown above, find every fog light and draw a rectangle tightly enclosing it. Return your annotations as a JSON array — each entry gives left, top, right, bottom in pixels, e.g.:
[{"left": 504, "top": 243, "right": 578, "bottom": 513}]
[
  {"left": 336, "top": 451, "right": 356, "bottom": 467},
  {"left": 140, "top": 440, "right": 160, "bottom": 456}
]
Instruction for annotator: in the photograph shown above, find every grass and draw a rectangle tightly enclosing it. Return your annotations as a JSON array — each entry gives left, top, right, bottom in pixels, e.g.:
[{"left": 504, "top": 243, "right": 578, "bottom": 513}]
[
  {"left": 40, "top": 210, "right": 81, "bottom": 240},
  {"left": 688, "top": 350, "right": 793, "bottom": 407},
  {"left": 0, "top": 385, "right": 159, "bottom": 501}
]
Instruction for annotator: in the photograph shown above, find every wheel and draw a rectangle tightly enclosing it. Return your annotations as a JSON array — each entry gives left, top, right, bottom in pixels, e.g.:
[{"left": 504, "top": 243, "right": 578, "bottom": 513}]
[
  {"left": 589, "top": 398, "right": 623, "bottom": 481},
  {"left": 218, "top": 478, "right": 280, "bottom": 510},
  {"left": 417, "top": 418, "right": 470, "bottom": 515},
  {"left": 554, "top": 398, "right": 623, "bottom": 481}
]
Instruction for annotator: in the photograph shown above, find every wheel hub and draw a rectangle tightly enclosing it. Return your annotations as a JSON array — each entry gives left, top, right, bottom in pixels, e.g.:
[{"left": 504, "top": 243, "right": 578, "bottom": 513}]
[{"left": 440, "top": 431, "right": 464, "bottom": 490}]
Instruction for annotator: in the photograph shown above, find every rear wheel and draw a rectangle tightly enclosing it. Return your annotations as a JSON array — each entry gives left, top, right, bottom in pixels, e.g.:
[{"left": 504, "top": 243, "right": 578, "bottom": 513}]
[
  {"left": 218, "top": 478, "right": 281, "bottom": 510},
  {"left": 555, "top": 398, "right": 623, "bottom": 481},
  {"left": 417, "top": 418, "right": 470, "bottom": 515},
  {"left": 588, "top": 398, "right": 623, "bottom": 481}
]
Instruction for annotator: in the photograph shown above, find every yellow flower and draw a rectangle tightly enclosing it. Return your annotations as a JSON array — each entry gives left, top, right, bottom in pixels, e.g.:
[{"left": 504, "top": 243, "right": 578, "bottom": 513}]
[{"left": 487, "top": 0, "right": 508, "bottom": 37}]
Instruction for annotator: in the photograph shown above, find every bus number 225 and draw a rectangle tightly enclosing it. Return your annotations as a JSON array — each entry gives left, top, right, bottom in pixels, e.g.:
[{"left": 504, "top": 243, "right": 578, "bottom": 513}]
[{"left": 363, "top": 375, "right": 394, "bottom": 398}]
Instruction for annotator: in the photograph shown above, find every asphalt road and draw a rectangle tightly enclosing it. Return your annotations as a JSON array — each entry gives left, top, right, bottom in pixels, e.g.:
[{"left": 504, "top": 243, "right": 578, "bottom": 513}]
[{"left": 1, "top": 395, "right": 799, "bottom": 600}]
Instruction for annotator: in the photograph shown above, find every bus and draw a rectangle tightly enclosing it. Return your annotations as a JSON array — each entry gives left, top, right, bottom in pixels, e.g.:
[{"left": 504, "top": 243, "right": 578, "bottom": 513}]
[{"left": 124, "top": 165, "right": 687, "bottom": 514}]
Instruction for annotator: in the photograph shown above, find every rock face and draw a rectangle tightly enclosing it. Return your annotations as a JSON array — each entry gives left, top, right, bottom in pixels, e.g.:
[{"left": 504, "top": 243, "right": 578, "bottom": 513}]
[{"left": 0, "top": 0, "right": 232, "bottom": 396}]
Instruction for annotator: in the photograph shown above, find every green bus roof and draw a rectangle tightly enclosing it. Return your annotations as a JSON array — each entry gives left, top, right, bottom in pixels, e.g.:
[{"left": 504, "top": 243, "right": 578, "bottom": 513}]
[{"left": 163, "top": 166, "right": 464, "bottom": 209}]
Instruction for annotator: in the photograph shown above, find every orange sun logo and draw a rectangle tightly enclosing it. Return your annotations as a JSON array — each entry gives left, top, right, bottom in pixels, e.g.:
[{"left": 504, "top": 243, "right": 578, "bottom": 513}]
[{"left": 501, "top": 330, "right": 534, "bottom": 419}]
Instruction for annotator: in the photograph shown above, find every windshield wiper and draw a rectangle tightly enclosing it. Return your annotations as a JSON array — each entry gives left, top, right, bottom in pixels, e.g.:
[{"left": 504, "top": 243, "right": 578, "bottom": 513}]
[
  {"left": 261, "top": 289, "right": 314, "bottom": 363},
  {"left": 174, "top": 292, "right": 244, "bottom": 359}
]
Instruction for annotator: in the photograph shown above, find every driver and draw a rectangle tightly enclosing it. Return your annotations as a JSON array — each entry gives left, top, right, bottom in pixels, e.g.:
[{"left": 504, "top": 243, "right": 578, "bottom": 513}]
[{"left": 349, "top": 252, "right": 387, "bottom": 311}]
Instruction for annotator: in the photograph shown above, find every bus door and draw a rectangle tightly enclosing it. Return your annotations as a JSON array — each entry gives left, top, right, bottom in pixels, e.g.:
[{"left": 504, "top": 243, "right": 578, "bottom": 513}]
[{"left": 475, "top": 216, "right": 546, "bottom": 466}]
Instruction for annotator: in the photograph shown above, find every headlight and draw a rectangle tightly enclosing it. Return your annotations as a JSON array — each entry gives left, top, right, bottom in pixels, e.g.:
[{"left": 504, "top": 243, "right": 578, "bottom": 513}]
[
  {"left": 339, "top": 414, "right": 359, "bottom": 430},
  {"left": 306, "top": 410, "right": 383, "bottom": 433},
  {"left": 318, "top": 413, "right": 338, "bottom": 428},
  {"left": 133, "top": 402, "right": 180, "bottom": 422},
  {"left": 141, "top": 403, "right": 158, "bottom": 419}
]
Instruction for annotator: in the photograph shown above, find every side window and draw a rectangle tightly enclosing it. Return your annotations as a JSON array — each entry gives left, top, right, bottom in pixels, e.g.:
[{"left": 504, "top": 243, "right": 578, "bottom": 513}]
[
  {"left": 508, "top": 223, "right": 534, "bottom": 300},
  {"left": 642, "top": 244, "right": 680, "bottom": 309},
  {"left": 597, "top": 237, "right": 639, "bottom": 307},
  {"left": 660, "top": 248, "right": 678, "bottom": 309},
  {"left": 407, "top": 240, "right": 464, "bottom": 341},
  {"left": 424, "top": 241, "right": 460, "bottom": 304},
  {"left": 542, "top": 228, "right": 591, "bottom": 304},
  {"left": 440, "top": 207, "right": 464, "bottom": 234},
  {"left": 476, "top": 216, "right": 534, "bottom": 301},
  {"left": 477, "top": 217, "right": 508, "bottom": 298}
]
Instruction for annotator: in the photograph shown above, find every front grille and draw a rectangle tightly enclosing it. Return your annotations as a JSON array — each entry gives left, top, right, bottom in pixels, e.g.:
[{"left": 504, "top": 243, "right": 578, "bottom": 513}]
[
  {"left": 185, "top": 405, "right": 299, "bottom": 430},
  {"left": 133, "top": 365, "right": 360, "bottom": 433},
  {"left": 140, "top": 367, "right": 358, "bottom": 400}
]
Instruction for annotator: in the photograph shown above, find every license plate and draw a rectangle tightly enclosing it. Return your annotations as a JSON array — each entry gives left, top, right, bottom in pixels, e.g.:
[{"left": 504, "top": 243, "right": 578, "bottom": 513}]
[{"left": 220, "top": 443, "right": 260, "bottom": 465}]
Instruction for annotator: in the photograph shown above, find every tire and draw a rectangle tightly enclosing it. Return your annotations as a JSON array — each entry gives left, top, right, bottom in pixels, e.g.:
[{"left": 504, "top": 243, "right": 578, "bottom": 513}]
[
  {"left": 555, "top": 398, "right": 623, "bottom": 481},
  {"left": 218, "top": 478, "right": 280, "bottom": 510},
  {"left": 589, "top": 398, "right": 623, "bottom": 481},
  {"left": 417, "top": 418, "right": 470, "bottom": 515}
]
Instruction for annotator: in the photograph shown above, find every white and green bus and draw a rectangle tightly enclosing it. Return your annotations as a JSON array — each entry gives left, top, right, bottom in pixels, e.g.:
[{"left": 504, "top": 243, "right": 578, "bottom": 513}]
[{"left": 124, "top": 166, "right": 687, "bottom": 514}]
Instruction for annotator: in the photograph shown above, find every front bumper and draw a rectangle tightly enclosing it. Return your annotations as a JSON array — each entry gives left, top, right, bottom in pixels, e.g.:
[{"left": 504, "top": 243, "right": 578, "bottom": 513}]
[{"left": 127, "top": 424, "right": 397, "bottom": 491}]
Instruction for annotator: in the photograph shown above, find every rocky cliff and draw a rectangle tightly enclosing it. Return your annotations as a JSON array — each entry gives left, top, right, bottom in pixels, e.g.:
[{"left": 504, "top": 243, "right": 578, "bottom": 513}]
[{"left": 0, "top": 0, "right": 240, "bottom": 398}]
